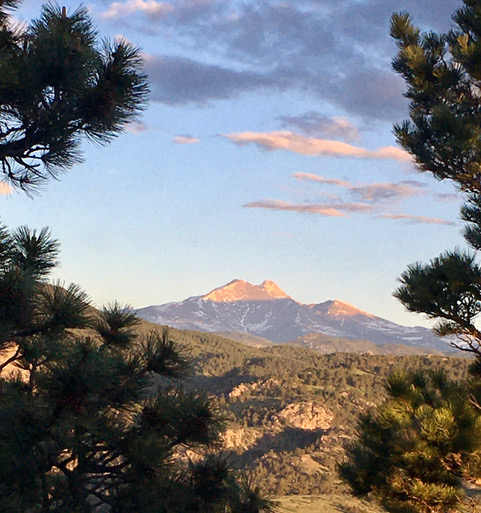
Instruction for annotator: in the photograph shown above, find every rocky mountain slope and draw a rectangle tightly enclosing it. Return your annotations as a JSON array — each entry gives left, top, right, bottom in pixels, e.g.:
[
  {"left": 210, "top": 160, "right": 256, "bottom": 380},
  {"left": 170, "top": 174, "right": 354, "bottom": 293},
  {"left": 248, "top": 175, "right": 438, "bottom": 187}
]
[{"left": 136, "top": 279, "right": 448, "bottom": 351}]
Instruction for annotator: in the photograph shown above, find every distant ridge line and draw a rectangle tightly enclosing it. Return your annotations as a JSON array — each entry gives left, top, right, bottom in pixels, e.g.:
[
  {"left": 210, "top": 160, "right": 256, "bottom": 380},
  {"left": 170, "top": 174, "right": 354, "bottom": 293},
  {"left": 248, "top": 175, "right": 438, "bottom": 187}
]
[
  {"left": 135, "top": 279, "right": 448, "bottom": 352},
  {"left": 201, "top": 279, "right": 292, "bottom": 302}
]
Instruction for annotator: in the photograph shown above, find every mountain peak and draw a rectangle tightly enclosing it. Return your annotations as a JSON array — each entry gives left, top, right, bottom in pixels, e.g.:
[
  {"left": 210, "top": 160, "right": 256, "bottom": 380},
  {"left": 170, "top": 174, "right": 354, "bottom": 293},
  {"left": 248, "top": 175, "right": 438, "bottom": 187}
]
[
  {"left": 202, "top": 279, "right": 291, "bottom": 302},
  {"left": 322, "top": 300, "right": 374, "bottom": 318}
]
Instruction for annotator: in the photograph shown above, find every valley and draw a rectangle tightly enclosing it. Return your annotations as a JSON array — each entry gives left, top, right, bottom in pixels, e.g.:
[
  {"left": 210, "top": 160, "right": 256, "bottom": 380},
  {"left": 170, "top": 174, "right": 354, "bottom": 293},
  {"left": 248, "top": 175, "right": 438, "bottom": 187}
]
[{"left": 139, "top": 321, "right": 470, "bottom": 511}]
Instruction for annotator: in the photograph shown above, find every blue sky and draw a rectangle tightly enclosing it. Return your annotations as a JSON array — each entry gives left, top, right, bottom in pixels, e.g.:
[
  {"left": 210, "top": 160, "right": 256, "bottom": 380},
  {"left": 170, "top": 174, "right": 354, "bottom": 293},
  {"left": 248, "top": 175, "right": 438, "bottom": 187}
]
[{"left": 1, "top": 0, "right": 466, "bottom": 327}]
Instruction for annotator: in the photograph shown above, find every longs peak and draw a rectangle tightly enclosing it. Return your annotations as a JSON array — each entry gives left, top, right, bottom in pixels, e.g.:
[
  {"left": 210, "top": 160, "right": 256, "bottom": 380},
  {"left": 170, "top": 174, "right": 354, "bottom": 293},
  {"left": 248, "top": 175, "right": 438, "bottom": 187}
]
[
  {"left": 202, "top": 279, "right": 292, "bottom": 302},
  {"left": 136, "top": 280, "right": 447, "bottom": 350}
]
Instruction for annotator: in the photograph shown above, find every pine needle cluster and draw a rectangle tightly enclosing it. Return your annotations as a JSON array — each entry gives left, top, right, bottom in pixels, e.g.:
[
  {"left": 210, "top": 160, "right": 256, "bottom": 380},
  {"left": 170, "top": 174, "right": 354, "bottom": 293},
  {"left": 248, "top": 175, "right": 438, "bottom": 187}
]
[
  {"left": 391, "top": 4, "right": 481, "bottom": 194},
  {"left": 339, "top": 370, "right": 481, "bottom": 513},
  {"left": 0, "top": 1, "right": 149, "bottom": 193}
]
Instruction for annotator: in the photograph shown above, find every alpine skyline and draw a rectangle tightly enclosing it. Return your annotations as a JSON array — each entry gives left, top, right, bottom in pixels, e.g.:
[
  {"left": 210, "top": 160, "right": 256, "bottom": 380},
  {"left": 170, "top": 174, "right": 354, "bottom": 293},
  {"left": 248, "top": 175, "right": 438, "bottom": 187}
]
[{"left": 1, "top": 0, "right": 465, "bottom": 328}]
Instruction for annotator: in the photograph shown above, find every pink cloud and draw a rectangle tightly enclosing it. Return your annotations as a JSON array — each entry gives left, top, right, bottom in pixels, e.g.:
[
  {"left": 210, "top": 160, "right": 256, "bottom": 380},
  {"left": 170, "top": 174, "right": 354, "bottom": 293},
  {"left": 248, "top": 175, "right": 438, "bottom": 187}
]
[
  {"left": 125, "top": 121, "right": 149, "bottom": 134},
  {"left": 315, "top": 191, "right": 343, "bottom": 201},
  {"left": 102, "top": 0, "right": 174, "bottom": 20},
  {"left": 378, "top": 214, "right": 455, "bottom": 226},
  {"left": 242, "top": 199, "right": 374, "bottom": 217},
  {"left": 0, "top": 183, "right": 12, "bottom": 195},
  {"left": 293, "top": 172, "right": 426, "bottom": 202},
  {"left": 223, "top": 131, "right": 411, "bottom": 161},
  {"left": 293, "top": 172, "right": 351, "bottom": 187},
  {"left": 173, "top": 135, "right": 200, "bottom": 144}
]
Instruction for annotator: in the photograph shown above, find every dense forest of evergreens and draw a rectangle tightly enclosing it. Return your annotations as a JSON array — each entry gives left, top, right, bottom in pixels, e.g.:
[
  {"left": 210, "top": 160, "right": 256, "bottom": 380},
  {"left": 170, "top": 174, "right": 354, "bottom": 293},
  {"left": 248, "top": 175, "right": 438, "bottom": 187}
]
[{"left": 160, "top": 324, "right": 471, "bottom": 497}]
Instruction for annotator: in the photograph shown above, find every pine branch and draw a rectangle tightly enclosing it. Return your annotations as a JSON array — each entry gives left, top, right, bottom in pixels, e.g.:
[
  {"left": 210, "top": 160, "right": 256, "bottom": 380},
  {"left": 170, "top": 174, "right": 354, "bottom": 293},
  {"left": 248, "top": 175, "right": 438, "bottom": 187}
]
[{"left": 0, "top": 343, "right": 21, "bottom": 373}]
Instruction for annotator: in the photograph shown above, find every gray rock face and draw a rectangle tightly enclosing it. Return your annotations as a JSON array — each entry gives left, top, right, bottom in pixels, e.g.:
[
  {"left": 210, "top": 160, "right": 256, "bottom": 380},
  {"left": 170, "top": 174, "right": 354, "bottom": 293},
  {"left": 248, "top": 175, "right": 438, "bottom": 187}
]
[{"left": 135, "top": 279, "right": 448, "bottom": 351}]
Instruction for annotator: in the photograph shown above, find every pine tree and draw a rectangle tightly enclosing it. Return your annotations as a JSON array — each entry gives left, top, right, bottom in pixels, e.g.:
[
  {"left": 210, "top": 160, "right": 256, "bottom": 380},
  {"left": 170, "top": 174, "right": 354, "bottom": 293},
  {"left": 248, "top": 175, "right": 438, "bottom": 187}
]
[
  {"left": 341, "top": 3, "right": 481, "bottom": 511},
  {"left": 388, "top": 0, "right": 481, "bottom": 360},
  {"left": 0, "top": 222, "right": 274, "bottom": 513},
  {"left": 390, "top": 3, "right": 481, "bottom": 194},
  {"left": 339, "top": 370, "right": 481, "bottom": 513},
  {"left": 0, "top": 1, "right": 148, "bottom": 193}
]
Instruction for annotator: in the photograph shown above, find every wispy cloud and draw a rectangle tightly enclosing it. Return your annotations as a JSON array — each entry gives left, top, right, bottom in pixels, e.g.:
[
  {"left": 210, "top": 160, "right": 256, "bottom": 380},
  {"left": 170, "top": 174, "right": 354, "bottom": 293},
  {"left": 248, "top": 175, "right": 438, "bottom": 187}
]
[
  {"left": 351, "top": 182, "right": 425, "bottom": 202},
  {"left": 243, "top": 171, "right": 454, "bottom": 225},
  {"left": 243, "top": 199, "right": 374, "bottom": 217},
  {"left": 102, "top": 0, "right": 174, "bottom": 20},
  {"left": 173, "top": 135, "right": 200, "bottom": 144},
  {"left": 400, "top": 180, "right": 428, "bottom": 188},
  {"left": 293, "top": 172, "right": 350, "bottom": 187},
  {"left": 280, "top": 112, "right": 359, "bottom": 142},
  {"left": 223, "top": 131, "right": 411, "bottom": 161},
  {"left": 244, "top": 198, "right": 455, "bottom": 225},
  {"left": 378, "top": 214, "right": 455, "bottom": 226},
  {"left": 0, "top": 183, "right": 12, "bottom": 195},
  {"left": 125, "top": 121, "right": 149, "bottom": 134},
  {"left": 293, "top": 173, "right": 426, "bottom": 202},
  {"left": 434, "top": 193, "right": 459, "bottom": 202}
]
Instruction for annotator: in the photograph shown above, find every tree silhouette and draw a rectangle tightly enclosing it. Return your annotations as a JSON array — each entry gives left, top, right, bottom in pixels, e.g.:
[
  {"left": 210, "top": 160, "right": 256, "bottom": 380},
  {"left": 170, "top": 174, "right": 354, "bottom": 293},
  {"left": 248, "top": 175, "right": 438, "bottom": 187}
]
[
  {"left": 0, "top": 222, "right": 274, "bottom": 512},
  {"left": 341, "top": 3, "right": 481, "bottom": 510},
  {"left": 0, "top": 1, "right": 148, "bottom": 193}
]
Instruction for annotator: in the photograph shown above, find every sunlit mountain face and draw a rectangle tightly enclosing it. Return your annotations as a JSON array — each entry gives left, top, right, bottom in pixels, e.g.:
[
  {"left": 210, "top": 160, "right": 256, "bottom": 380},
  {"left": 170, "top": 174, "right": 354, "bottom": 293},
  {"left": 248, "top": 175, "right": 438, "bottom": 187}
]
[
  {"left": 202, "top": 279, "right": 292, "bottom": 302},
  {"left": 136, "top": 280, "right": 448, "bottom": 351}
]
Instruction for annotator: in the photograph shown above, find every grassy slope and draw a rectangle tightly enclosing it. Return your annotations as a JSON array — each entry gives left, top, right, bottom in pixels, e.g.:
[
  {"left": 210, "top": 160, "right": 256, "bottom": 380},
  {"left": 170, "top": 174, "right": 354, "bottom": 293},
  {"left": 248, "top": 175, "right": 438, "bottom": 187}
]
[{"left": 214, "top": 331, "right": 277, "bottom": 347}]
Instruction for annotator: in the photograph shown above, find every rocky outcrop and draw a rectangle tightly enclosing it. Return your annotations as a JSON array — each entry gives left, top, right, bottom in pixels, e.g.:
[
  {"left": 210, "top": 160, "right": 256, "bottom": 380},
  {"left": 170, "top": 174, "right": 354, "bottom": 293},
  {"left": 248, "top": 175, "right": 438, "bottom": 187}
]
[
  {"left": 222, "top": 427, "right": 263, "bottom": 451},
  {"left": 273, "top": 401, "right": 333, "bottom": 430},
  {"left": 228, "top": 378, "right": 280, "bottom": 399}
]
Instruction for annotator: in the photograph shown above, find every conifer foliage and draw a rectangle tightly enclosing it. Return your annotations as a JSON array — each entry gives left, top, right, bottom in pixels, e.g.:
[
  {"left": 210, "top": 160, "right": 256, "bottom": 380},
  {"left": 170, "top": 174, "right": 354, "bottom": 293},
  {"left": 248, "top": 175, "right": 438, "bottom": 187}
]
[
  {"left": 339, "top": 370, "right": 481, "bottom": 513},
  {"left": 390, "top": 2, "right": 481, "bottom": 194},
  {"left": 0, "top": 223, "right": 273, "bottom": 513},
  {"left": 388, "top": 0, "right": 481, "bottom": 361},
  {"left": 341, "top": 2, "right": 481, "bottom": 511},
  {"left": 0, "top": 0, "right": 148, "bottom": 193}
]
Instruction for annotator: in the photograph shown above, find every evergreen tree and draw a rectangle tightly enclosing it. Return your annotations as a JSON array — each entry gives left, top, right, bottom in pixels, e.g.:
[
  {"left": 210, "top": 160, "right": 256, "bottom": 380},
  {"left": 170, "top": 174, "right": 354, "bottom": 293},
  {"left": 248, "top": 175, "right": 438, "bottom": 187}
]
[
  {"left": 339, "top": 370, "right": 481, "bottom": 513},
  {"left": 0, "top": 1, "right": 148, "bottom": 193},
  {"left": 388, "top": 0, "right": 481, "bottom": 359},
  {"left": 0, "top": 222, "right": 274, "bottom": 513},
  {"left": 390, "top": 2, "right": 481, "bottom": 194},
  {"left": 341, "top": 3, "right": 481, "bottom": 510}
]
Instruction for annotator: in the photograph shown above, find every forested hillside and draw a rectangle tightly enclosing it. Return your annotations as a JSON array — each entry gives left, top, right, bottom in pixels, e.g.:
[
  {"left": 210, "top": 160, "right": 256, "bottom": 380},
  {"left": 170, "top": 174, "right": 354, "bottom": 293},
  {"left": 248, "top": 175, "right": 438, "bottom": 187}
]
[{"left": 143, "top": 323, "right": 470, "bottom": 498}]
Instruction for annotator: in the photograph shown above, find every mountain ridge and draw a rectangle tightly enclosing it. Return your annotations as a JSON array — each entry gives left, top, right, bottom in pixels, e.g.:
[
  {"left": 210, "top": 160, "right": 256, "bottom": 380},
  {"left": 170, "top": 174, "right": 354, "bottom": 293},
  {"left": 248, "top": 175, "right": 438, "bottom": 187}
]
[
  {"left": 202, "top": 279, "right": 292, "bottom": 302},
  {"left": 136, "top": 279, "right": 447, "bottom": 351}
]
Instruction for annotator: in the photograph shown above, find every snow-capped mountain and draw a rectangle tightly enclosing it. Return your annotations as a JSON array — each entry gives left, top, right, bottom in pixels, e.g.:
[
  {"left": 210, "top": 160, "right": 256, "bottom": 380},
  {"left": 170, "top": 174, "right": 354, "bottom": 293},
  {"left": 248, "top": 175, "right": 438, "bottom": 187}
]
[
  {"left": 136, "top": 279, "right": 448, "bottom": 351},
  {"left": 202, "top": 279, "right": 291, "bottom": 302}
]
